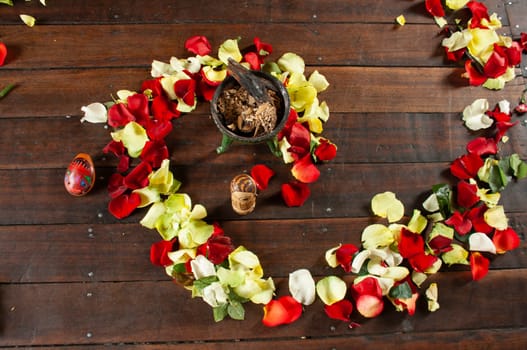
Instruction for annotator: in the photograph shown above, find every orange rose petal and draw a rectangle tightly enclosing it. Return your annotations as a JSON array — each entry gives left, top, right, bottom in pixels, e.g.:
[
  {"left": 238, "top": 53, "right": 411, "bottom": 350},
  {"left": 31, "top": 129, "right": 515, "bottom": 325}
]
[
  {"left": 291, "top": 155, "right": 320, "bottom": 183},
  {"left": 493, "top": 228, "right": 521, "bottom": 253},
  {"left": 262, "top": 296, "right": 303, "bottom": 327},
  {"left": 470, "top": 252, "right": 490, "bottom": 281}
]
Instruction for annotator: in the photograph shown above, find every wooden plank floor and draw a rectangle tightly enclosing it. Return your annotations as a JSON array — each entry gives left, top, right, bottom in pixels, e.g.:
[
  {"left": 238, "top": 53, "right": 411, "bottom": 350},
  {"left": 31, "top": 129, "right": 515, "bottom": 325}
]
[{"left": 1, "top": 0, "right": 526, "bottom": 348}]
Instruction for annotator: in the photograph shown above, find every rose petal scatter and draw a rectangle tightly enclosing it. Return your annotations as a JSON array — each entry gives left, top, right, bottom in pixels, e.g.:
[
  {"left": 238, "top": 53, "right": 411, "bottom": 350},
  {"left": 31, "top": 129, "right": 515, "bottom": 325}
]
[
  {"left": 427, "top": 0, "right": 527, "bottom": 90},
  {"left": 77, "top": 33, "right": 526, "bottom": 328}
]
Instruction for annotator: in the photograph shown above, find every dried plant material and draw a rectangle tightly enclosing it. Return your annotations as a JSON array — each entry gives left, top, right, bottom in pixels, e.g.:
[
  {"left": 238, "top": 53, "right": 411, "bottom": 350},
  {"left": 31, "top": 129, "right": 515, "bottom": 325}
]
[{"left": 217, "top": 85, "right": 279, "bottom": 137}]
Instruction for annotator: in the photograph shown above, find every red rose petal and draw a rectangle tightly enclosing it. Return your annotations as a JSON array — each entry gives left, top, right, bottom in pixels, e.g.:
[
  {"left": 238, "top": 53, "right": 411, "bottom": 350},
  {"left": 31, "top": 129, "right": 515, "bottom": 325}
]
[
  {"left": 314, "top": 139, "right": 337, "bottom": 161},
  {"left": 335, "top": 243, "right": 359, "bottom": 273},
  {"left": 108, "top": 103, "right": 136, "bottom": 128},
  {"left": 425, "top": 0, "right": 445, "bottom": 17},
  {"left": 351, "top": 276, "right": 383, "bottom": 300},
  {"left": 197, "top": 79, "right": 217, "bottom": 101},
  {"left": 254, "top": 37, "right": 273, "bottom": 56},
  {"left": 0, "top": 42, "right": 7, "bottom": 66},
  {"left": 124, "top": 161, "right": 152, "bottom": 190},
  {"left": 467, "top": 0, "right": 490, "bottom": 29},
  {"left": 464, "top": 60, "right": 487, "bottom": 86},
  {"left": 277, "top": 109, "right": 298, "bottom": 141},
  {"left": 324, "top": 299, "right": 353, "bottom": 322},
  {"left": 108, "top": 192, "right": 141, "bottom": 219},
  {"left": 141, "top": 78, "right": 164, "bottom": 98},
  {"left": 288, "top": 123, "right": 311, "bottom": 157},
  {"left": 467, "top": 205, "right": 494, "bottom": 234},
  {"left": 152, "top": 95, "right": 180, "bottom": 121},
  {"left": 456, "top": 180, "right": 480, "bottom": 208},
  {"left": 198, "top": 234, "right": 234, "bottom": 265},
  {"left": 184, "top": 35, "right": 212, "bottom": 56},
  {"left": 445, "top": 211, "right": 472, "bottom": 235},
  {"left": 281, "top": 181, "right": 310, "bottom": 207},
  {"left": 150, "top": 239, "right": 177, "bottom": 266},
  {"left": 428, "top": 234, "right": 454, "bottom": 255},
  {"left": 174, "top": 79, "right": 196, "bottom": 106},
  {"left": 243, "top": 51, "right": 261, "bottom": 70},
  {"left": 127, "top": 93, "right": 150, "bottom": 126},
  {"left": 140, "top": 140, "right": 169, "bottom": 168},
  {"left": 466, "top": 137, "right": 497, "bottom": 156},
  {"left": 450, "top": 153, "right": 484, "bottom": 180},
  {"left": 409, "top": 252, "right": 438, "bottom": 273},
  {"left": 146, "top": 118, "right": 173, "bottom": 141},
  {"left": 495, "top": 121, "right": 518, "bottom": 143},
  {"left": 107, "top": 173, "right": 127, "bottom": 199},
  {"left": 251, "top": 164, "right": 275, "bottom": 191},
  {"left": 398, "top": 228, "right": 425, "bottom": 259}
]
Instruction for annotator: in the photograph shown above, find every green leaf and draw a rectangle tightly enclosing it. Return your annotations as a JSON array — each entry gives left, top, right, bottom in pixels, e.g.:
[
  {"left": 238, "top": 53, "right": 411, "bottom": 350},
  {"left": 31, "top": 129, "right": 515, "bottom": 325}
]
[
  {"left": 213, "top": 304, "right": 228, "bottom": 322},
  {"left": 488, "top": 165, "right": 508, "bottom": 192},
  {"left": 228, "top": 289, "right": 249, "bottom": 304},
  {"left": 0, "top": 84, "right": 15, "bottom": 98},
  {"left": 172, "top": 263, "right": 187, "bottom": 274},
  {"left": 193, "top": 276, "right": 219, "bottom": 292},
  {"left": 432, "top": 184, "right": 452, "bottom": 218},
  {"left": 388, "top": 281, "right": 413, "bottom": 300},
  {"left": 227, "top": 301, "right": 245, "bottom": 320},
  {"left": 509, "top": 154, "right": 527, "bottom": 179}
]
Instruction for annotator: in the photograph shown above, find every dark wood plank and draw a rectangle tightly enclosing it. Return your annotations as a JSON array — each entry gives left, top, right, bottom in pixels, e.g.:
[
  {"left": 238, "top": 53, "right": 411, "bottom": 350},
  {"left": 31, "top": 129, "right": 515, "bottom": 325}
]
[
  {"left": 0, "top": 67, "right": 524, "bottom": 119},
  {"left": 1, "top": 215, "right": 526, "bottom": 284},
  {"left": 506, "top": 0, "right": 527, "bottom": 37},
  {"left": 12, "top": 328, "right": 527, "bottom": 350},
  {"left": 0, "top": 269, "right": 525, "bottom": 346},
  {"left": 1, "top": 161, "right": 527, "bottom": 226},
  {"left": 2, "top": 111, "right": 527, "bottom": 169},
  {"left": 1, "top": 23, "right": 492, "bottom": 69},
  {"left": 0, "top": 0, "right": 509, "bottom": 25}
]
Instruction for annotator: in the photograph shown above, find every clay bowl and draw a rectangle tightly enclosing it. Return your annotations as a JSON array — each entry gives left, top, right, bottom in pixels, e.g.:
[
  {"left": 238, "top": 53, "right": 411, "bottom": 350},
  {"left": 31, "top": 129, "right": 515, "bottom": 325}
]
[{"left": 210, "top": 70, "right": 290, "bottom": 153}]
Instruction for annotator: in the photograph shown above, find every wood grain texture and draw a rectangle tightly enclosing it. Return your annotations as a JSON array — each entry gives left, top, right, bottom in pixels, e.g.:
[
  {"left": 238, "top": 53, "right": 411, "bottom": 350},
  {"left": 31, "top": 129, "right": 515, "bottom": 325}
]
[
  {"left": 1, "top": 216, "right": 526, "bottom": 284},
  {"left": 0, "top": 270, "right": 526, "bottom": 346}
]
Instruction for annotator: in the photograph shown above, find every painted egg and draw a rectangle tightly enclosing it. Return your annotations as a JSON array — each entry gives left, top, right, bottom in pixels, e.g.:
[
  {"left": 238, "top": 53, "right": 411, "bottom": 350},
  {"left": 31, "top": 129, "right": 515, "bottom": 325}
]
[{"left": 64, "top": 153, "right": 96, "bottom": 196}]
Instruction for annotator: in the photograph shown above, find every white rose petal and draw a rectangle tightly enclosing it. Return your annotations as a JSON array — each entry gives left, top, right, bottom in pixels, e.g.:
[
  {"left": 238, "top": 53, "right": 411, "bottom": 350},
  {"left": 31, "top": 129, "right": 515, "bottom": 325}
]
[
  {"left": 469, "top": 232, "right": 497, "bottom": 254},
  {"left": 190, "top": 255, "right": 216, "bottom": 280},
  {"left": 289, "top": 269, "right": 316, "bottom": 305},
  {"left": 80, "top": 102, "right": 107, "bottom": 123},
  {"left": 462, "top": 98, "right": 493, "bottom": 130},
  {"left": 498, "top": 99, "right": 510, "bottom": 115},
  {"left": 202, "top": 282, "right": 228, "bottom": 308}
]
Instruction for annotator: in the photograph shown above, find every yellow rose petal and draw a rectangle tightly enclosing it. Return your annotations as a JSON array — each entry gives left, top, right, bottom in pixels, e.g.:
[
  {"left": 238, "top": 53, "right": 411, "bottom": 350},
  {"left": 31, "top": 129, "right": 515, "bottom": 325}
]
[
  {"left": 484, "top": 205, "right": 508, "bottom": 230},
  {"left": 316, "top": 276, "right": 347, "bottom": 305},
  {"left": 425, "top": 283, "right": 440, "bottom": 312},
  {"left": 395, "top": 15, "right": 406, "bottom": 26},
  {"left": 446, "top": 0, "right": 469, "bottom": 10},
  {"left": 20, "top": 14, "right": 36, "bottom": 27},
  {"left": 361, "top": 224, "right": 394, "bottom": 249},
  {"left": 371, "top": 191, "right": 404, "bottom": 222},
  {"left": 110, "top": 121, "right": 149, "bottom": 158},
  {"left": 441, "top": 244, "right": 469, "bottom": 266}
]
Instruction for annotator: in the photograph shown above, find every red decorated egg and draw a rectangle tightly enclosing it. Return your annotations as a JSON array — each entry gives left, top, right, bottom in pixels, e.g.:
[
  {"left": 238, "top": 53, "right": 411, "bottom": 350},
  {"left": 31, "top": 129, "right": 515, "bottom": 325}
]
[{"left": 64, "top": 153, "right": 95, "bottom": 196}]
